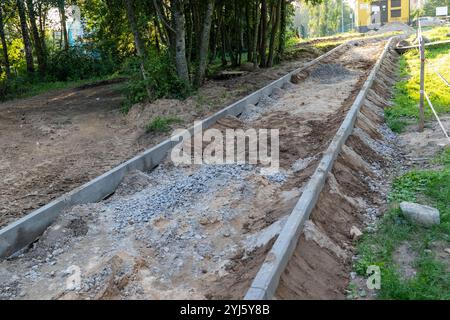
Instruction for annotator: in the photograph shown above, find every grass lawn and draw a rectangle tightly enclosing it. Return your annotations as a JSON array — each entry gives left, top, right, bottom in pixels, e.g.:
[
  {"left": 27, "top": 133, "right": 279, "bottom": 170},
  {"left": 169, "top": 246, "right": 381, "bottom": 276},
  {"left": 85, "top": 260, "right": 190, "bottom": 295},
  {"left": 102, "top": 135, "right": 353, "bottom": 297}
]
[
  {"left": 354, "top": 148, "right": 450, "bottom": 299},
  {"left": 353, "top": 26, "right": 450, "bottom": 299},
  {"left": 386, "top": 26, "right": 450, "bottom": 132}
]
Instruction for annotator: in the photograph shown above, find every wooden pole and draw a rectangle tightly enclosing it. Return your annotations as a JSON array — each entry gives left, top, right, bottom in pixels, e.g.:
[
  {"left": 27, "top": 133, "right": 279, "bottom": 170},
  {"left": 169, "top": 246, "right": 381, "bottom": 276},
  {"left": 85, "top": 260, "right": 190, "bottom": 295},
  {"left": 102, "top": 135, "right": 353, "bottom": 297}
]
[{"left": 418, "top": 22, "right": 425, "bottom": 132}]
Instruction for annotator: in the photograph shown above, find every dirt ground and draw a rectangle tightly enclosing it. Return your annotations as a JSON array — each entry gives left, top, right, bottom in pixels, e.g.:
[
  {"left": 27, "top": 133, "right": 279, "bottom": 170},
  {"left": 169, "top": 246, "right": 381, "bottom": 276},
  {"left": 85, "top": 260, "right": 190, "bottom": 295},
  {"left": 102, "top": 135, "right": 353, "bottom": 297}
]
[
  {"left": 0, "top": 38, "right": 387, "bottom": 300},
  {"left": 0, "top": 48, "right": 329, "bottom": 228},
  {"left": 274, "top": 44, "right": 401, "bottom": 300}
]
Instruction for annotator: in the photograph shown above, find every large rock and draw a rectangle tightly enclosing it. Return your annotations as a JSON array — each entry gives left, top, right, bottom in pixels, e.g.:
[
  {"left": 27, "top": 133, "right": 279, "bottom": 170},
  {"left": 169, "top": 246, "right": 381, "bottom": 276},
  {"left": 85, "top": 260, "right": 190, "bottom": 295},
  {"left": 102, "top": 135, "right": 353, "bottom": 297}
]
[
  {"left": 400, "top": 202, "right": 440, "bottom": 226},
  {"left": 350, "top": 226, "right": 363, "bottom": 241}
]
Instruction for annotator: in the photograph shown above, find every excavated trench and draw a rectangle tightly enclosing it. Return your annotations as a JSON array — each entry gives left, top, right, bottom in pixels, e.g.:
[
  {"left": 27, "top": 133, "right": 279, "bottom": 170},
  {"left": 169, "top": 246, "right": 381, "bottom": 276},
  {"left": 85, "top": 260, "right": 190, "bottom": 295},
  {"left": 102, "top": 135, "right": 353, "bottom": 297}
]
[
  {"left": 275, "top": 45, "right": 401, "bottom": 299},
  {"left": 0, "top": 38, "right": 398, "bottom": 300}
]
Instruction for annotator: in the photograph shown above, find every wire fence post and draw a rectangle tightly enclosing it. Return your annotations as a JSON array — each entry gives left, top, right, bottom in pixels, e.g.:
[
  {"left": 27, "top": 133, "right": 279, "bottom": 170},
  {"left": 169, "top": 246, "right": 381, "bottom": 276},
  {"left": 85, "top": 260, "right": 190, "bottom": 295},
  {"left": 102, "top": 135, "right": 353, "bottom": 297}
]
[{"left": 418, "top": 21, "right": 425, "bottom": 132}]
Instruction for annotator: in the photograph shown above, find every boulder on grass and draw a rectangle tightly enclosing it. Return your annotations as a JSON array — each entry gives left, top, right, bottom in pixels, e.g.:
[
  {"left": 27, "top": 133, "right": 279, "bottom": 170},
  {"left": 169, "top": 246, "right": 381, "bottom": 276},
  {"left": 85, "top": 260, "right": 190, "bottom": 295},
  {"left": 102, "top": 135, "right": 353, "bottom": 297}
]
[{"left": 400, "top": 201, "right": 440, "bottom": 227}]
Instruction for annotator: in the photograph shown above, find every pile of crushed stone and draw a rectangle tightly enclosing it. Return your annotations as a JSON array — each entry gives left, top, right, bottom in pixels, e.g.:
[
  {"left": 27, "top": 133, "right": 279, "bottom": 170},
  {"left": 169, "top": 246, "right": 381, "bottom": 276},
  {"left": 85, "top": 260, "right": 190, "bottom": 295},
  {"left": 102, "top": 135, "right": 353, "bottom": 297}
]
[
  {"left": 309, "top": 63, "right": 354, "bottom": 84},
  {"left": 110, "top": 164, "right": 256, "bottom": 231},
  {"left": 374, "top": 22, "right": 414, "bottom": 34}
]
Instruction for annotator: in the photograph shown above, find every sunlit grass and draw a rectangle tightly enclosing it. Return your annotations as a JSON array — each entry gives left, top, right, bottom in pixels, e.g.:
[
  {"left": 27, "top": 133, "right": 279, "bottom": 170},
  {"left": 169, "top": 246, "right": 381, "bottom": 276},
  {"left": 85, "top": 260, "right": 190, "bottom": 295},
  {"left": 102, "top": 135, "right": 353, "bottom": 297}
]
[
  {"left": 354, "top": 148, "right": 450, "bottom": 300},
  {"left": 386, "top": 31, "right": 450, "bottom": 133}
]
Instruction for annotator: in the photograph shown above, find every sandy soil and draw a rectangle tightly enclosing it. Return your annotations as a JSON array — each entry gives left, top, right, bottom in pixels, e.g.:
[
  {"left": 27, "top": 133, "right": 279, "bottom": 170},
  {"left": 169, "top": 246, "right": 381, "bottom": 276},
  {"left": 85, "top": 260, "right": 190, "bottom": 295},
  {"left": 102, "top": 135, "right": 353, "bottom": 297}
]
[
  {"left": 0, "top": 38, "right": 388, "bottom": 300},
  {"left": 275, "top": 44, "right": 401, "bottom": 300}
]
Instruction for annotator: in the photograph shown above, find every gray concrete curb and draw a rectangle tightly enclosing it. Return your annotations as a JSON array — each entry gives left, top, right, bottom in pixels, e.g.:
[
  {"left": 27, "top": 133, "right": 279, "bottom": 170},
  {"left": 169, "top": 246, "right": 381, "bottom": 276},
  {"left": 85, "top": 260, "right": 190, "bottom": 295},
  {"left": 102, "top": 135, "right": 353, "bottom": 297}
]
[
  {"left": 0, "top": 39, "right": 353, "bottom": 259},
  {"left": 244, "top": 36, "right": 398, "bottom": 300}
]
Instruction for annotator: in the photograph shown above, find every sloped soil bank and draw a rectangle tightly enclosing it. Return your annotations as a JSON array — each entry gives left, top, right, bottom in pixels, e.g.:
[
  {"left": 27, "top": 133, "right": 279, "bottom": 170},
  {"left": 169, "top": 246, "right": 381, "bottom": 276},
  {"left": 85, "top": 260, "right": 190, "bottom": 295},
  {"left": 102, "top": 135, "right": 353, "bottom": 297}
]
[{"left": 275, "top": 44, "right": 403, "bottom": 299}]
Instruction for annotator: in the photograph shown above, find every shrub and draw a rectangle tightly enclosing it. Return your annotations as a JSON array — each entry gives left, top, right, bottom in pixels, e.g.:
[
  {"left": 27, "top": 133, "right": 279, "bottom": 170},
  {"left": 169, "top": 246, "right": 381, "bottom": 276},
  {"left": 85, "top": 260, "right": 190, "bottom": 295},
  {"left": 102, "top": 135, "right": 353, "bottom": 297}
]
[
  {"left": 46, "top": 45, "right": 113, "bottom": 82},
  {"left": 123, "top": 51, "right": 191, "bottom": 107}
]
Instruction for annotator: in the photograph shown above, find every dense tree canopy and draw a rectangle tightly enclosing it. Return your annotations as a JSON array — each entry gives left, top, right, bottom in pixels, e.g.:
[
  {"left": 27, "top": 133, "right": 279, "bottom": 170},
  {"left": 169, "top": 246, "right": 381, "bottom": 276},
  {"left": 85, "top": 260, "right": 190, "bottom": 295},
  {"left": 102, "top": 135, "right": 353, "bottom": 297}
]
[
  {"left": 423, "top": 0, "right": 450, "bottom": 16},
  {"left": 0, "top": 0, "right": 338, "bottom": 101},
  {"left": 307, "top": 0, "right": 353, "bottom": 37}
]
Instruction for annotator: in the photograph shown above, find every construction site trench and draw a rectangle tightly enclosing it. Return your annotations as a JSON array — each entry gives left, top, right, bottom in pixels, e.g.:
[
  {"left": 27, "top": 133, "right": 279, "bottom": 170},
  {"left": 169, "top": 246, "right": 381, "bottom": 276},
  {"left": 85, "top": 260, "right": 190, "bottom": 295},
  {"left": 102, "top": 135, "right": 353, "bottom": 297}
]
[{"left": 0, "top": 36, "right": 404, "bottom": 300}]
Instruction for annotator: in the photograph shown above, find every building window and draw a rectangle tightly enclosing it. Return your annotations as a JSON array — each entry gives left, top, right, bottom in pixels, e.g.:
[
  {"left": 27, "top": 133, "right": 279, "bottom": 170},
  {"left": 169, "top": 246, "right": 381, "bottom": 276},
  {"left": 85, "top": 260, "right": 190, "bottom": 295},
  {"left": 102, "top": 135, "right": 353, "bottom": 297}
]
[
  {"left": 391, "top": 0, "right": 401, "bottom": 8},
  {"left": 391, "top": 9, "right": 401, "bottom": 17}
]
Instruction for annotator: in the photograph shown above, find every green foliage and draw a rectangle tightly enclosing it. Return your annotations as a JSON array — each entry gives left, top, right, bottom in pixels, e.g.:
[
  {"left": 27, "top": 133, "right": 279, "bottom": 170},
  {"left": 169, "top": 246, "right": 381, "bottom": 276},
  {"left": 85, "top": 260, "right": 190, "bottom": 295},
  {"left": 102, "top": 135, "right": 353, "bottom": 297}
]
[
  {"left": 433, "top": 147, "right": 450, "bottom": 166},
  {"left": 386, "top": 28, "right": 450, "bottom": 132},
  {"left": 423, "top": 0, "right": 450, "bottom": 17},
  {"left": 0, "top": 44, "right": 115, "bottom": 101},
  {"left": 145, "top": 116, "right": 183, "bottom": 133},
  {"left": 307, "top": 0, "right": 354, "bottom": 37},
  {"left": 46, "top": 46, "right": 113, "bottom": 82},
  {"left": 354, "top": 150, "right": 450, "bottom": 299},
  {"left": 123, "top": 52, "right": 191, "bottom": 106}
]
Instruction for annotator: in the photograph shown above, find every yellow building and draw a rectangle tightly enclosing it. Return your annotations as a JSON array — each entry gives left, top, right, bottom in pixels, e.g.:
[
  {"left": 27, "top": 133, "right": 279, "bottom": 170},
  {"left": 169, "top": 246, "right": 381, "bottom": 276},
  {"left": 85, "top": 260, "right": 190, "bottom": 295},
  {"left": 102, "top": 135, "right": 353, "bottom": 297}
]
[{"left": 355, "top": 0, "right": 411, "bottom": 32}]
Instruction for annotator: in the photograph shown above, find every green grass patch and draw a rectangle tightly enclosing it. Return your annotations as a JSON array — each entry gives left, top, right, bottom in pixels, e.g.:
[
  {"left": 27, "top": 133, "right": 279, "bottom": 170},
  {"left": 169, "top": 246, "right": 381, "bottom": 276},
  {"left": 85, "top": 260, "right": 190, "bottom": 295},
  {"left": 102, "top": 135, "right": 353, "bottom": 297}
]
[
  {"left": 387, "top": 27, "right": 450, "bottom": 133},
  {"left": 354, "top": 148, "right": 450, "bottom": 299},
  {"left": 410, "top": 26, "right": 450, "bottom": 42},
  {"left": 145, "top": 116, "right": 183, "bottom": 133}
]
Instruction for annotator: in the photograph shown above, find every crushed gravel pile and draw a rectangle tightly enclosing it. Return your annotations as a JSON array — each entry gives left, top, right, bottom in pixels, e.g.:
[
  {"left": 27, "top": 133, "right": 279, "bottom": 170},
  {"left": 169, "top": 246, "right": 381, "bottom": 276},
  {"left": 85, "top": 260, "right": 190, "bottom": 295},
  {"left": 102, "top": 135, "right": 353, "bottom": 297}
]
[
  {"left": 309, "top": 63, "right": 354, "bottom": 84},
  {"left": 110, "top": 164, "right": 256, "bottom": 231},
  {"left": 375, "top": 22, "right": 414, "bottom": 34}
]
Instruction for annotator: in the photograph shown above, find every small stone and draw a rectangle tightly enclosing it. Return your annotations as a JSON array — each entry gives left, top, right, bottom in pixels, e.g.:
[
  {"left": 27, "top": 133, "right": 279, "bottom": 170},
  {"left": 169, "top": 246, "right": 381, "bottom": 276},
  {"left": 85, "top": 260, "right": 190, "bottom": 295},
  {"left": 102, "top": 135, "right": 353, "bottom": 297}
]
[
  {"left": 223, "top": 232, "right": 231, "bottom": 238},
  {"left": 399, "top": 202, "right": 440, "bottom": 227},
  {"left": 350, "top": 226, "right": 363, "bottom": 240},
  {"left": 359, "top": 290, "right": 367, "bottom": 298},
  {"left": 444, "top": 248, "right": 450, "bottom": 254}
]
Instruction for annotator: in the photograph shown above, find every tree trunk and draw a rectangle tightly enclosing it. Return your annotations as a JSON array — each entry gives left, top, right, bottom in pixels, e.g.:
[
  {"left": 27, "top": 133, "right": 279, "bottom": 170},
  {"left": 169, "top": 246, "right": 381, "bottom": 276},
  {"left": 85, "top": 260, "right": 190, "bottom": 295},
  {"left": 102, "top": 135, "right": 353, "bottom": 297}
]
[
  {"left": 0, "top": 5, "right": 11, "bottom": 79},
  {"left": 154, "top": 24, "right": 161, "bottom": 54},
  {"left": 124, "top": 0, "right": 152, "bottom": 98},
  {"left": 267, "top": 0, "right": 281, "bottom": 67},
  {"left": 210, "top": 14, "right": 217, "bottom": 62},
  {"left": 58, "top": 0, "right": 69, "bottom": 51},
  {"left": 252, "top": 0, "right": 260, "bottom": 69},
  {"left": 124, "top": 0, "right": 147, "bottom": 58},
  {"left": 153, "top": 16, "right": 168, "bottom": 47},
  {"left": 26, "top": 0, "right": 46, "bottom": 75},
  {"left": 277, "top": 0, "right": 286, "bottom": 61},
  {"left": 259, "top": 0, "right": 267, "bottom": 68},
  {"left": 151, "top": 0, "right": 170, "bottom": 49},
  {"left": 172, "top": 0, "right": 190, "bottom": 85},
  {"left": 237, "top": 1, "right": 243, "bottom": 66},
  {"left": 194, "top": 0, "right": 214, "bottom": 87},
  {"left": 186, "top": 4, "right": 193, "bottom": 66},
  {"left": 38, "top": 1, "right": 48, "bottom": 57},
  {"left": 245, "top": 2, "right": 252, "bottom": 63},
  {"left": 17, "top": 0, "right": 34, "bottom": 74},
  {"left": 218, "top": 5, "right": 227, "bottom": 66}
]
